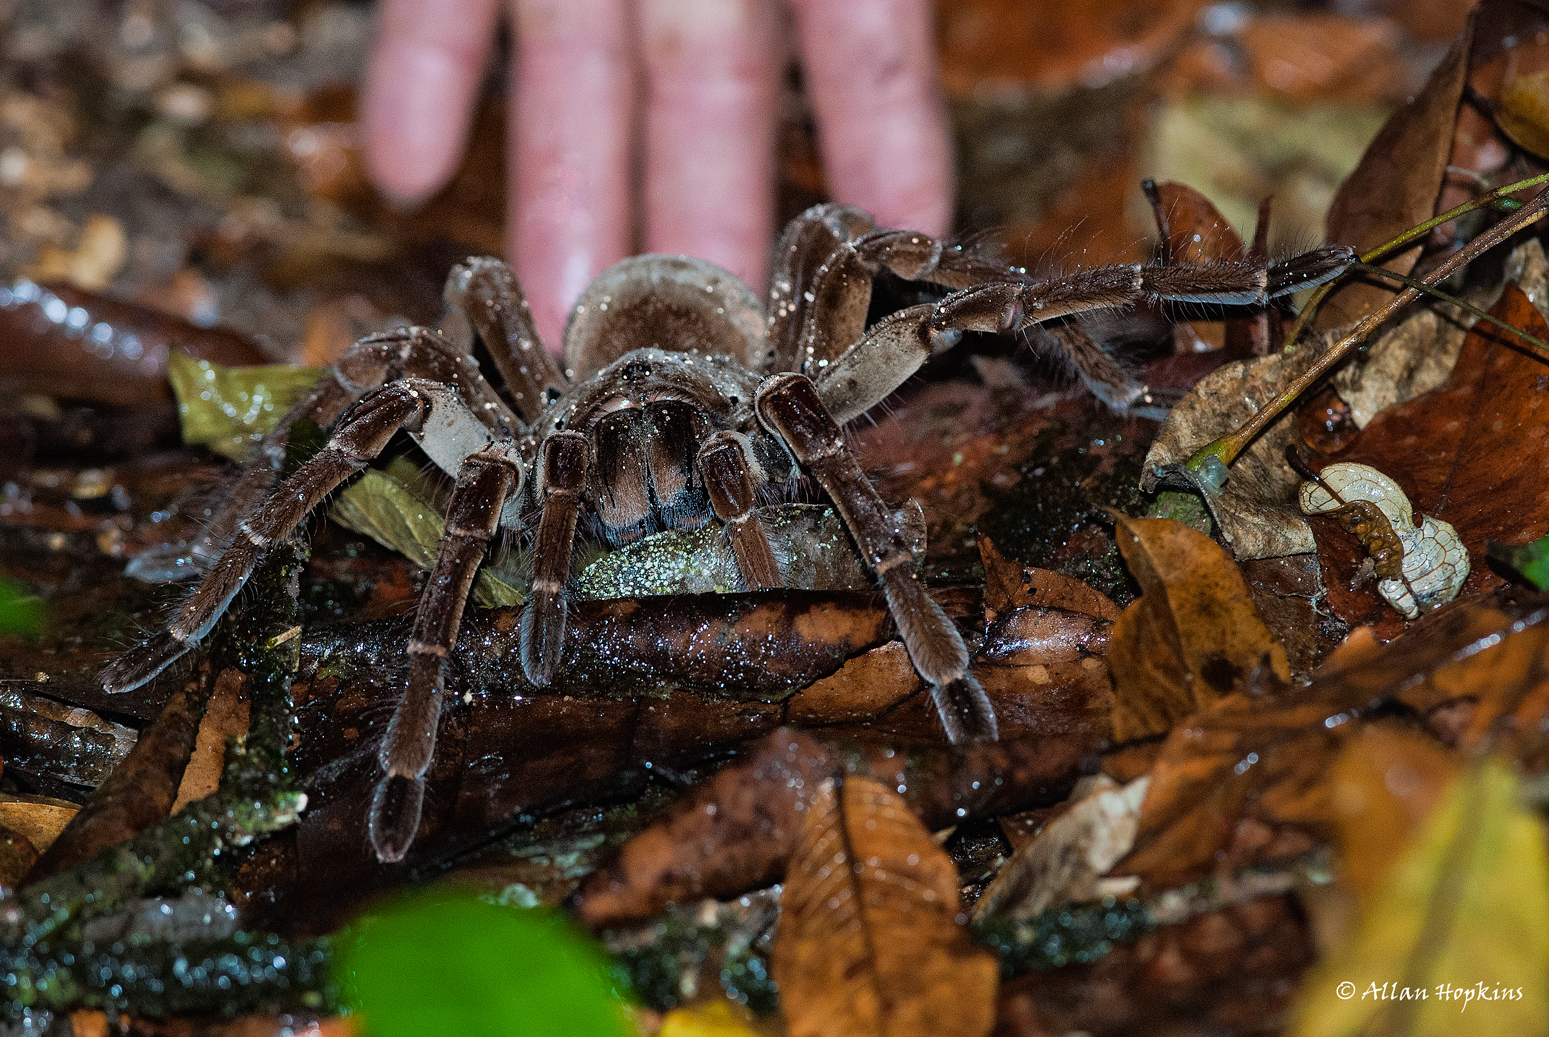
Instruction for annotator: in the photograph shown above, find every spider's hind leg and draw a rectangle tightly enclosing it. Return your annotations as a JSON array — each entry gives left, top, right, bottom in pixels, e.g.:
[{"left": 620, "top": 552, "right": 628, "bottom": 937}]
[
  {"left": 371, "top": 445, "right": 521, "bottom": 862},
  {"left": 756, "top": 372, "right": 997, "bottom": 744}
]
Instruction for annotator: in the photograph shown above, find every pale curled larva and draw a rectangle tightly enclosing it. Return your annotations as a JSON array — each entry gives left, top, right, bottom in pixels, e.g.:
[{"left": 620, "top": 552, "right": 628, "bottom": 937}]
[{"left": 1298, "top": 461, "right": 1469, "bottom": 619}]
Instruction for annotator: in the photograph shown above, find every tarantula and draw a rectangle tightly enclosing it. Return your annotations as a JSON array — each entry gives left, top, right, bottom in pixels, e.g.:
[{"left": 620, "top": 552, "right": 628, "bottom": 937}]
[{"left": 100, "top": 203, "right": 1352, "bottom": 862}]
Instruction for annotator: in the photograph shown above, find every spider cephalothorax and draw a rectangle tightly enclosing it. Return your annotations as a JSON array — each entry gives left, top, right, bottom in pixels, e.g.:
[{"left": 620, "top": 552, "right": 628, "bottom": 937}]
[{"left": 101, "top": 203, "right": 1352, "bottom": 862}]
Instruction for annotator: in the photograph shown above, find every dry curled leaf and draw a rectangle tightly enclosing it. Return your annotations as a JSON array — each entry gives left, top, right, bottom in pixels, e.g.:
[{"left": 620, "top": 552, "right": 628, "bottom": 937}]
[
  {"left": 773, "top": 775, "right": 998, "bottom": 1037},
  {"left": 1108, "top": 515, "right": 1291, "bottom": 742},
  {"left": 974, "top": 774, "right": 1147, "bottom": 923}
]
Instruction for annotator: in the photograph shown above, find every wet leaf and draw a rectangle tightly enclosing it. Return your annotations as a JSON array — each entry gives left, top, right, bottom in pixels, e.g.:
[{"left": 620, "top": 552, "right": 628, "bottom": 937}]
[
  {"left": 1290, "top": 760, "right": 1549, "bottom": 1037},
  {"left": 1118, "top": 597, "right": 1549, "bottom": 890},
  {"left": 772, "top": 775, "right": 998, "bottom": 1037},
  {"left": 0, "top": 794, "right": 78, "bottom": 855},
  {"left": 329, "top": 464, "right": 525, "bottom": 608},
  {"left": 339, "top": 892, "right": 632, "bottom": 1037},
  {"left": 979, "top": 536, "right": 1119, "bottom": 622},
  {"left": 974, "top": 774, "right": 1147, "bottom": 923},
  {"left": 1108, "top": 515, "right": 1290, "bottom": 742},
  {"left": 1311, "top": 283, "right": 1549, "bottom": 635},
  {"left": 1142, "top": 328, "right": 1344, "bottom": 560},
  {"left": 1495, "top": 64, "right": 1549, "bottom": 157},
  {"left": 166, "top": 353, "right": 326, "bottom": 461}
]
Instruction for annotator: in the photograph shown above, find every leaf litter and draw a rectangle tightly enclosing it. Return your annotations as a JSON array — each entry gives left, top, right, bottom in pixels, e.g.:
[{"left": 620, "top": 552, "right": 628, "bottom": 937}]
[{"left": 13, "top": 1, "right": 1549, "bottom": 1035}]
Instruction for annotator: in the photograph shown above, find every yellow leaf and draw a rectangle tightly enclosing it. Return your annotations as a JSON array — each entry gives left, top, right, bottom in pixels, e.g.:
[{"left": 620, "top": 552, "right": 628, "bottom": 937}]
[
  {"left": 1498, "top": 71, "right": 1549, "bottom": 159},
  {"left": 773, "top": 775, "right": 998, "bottom": 1037},
  {"left": 658, "top": 999, "right": 776, "bottom": 1037},
  {"left": 1291, "top": 759, "right": 1549, "bottom": 1037},
  {"left": 1108, "top": 515, "right": 1290, "bottom": 741}
]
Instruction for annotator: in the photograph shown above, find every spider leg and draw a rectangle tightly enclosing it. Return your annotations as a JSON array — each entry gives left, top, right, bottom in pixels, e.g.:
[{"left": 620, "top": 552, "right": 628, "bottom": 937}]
[
  {"left": 520, "top": 431, "right": 589, "bottom": 686},
  {"left": 756, "top": 372, "right": 997, "bottom": 743},
  {"left": 101, "top": 378, "right": 454, "bottom": 694},
  {"left": 443, "top": 257, "right": 568, "bottom": 423},
  {"left": 370, "top": 445, "right": 521, "bottom": 862},
  {"left": 697, "top": 431, "right": 782, "bottom": 590}
]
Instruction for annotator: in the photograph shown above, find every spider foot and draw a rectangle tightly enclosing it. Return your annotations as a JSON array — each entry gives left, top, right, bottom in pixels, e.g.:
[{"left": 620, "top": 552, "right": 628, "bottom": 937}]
[
  {"left": 519, "top": 591, "right": 566, "bottom": 687},
  {"left": 99, "top": 630, "right": 189, "bottom": 695},
  {"left": 369, "top": 773, "right": 425, "bottom": 863},
  {"left": 930, "top": 674, "right": 1000, "bottom": 744}
]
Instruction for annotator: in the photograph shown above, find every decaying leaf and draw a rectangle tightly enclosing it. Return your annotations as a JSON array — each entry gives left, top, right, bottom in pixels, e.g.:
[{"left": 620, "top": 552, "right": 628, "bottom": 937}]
[
  {"left": 166, "top": 352, "right": 326, "bottom": 461},
  {"left": 1310, "top": 283, "right": 1549, "bottom": 634},
  {"left": 1108, "top": 515, "right": 1291, "bottom": 741},
  {"left": 974, "top": 774, "right": 1147, "bottom": 923},
  {"left": 1290, "top": 760, "right": 1549, "bottom": 1037},
  {"left": 773, "top": 775, "right": 998, "bottom": 1037},
  {"left": 0, "top": 793, "right": 78, "bottom": 855},
  {"left": 1298, "top": 461, "right": 1469, "bottom": 618}
]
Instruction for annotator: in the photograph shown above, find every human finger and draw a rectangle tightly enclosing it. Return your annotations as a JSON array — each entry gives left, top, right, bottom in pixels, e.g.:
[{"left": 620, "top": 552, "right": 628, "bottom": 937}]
[
  {"left": 509, "top": 0, "right": 635, "bottom": 350},
  {"left": 639, "top": 0, "right": 780, "bottom": 293},
  {"left": 363, "top": 0, "right": 501, "bottom": 204},
  {"left": 790, "top": 0, "right": 953, "bottom": 235}
]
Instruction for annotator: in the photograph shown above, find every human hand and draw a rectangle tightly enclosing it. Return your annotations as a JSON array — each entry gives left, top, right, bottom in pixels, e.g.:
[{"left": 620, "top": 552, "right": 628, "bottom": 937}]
[{"left": 362, "top": 0, "right": 954, "bottom": 348}]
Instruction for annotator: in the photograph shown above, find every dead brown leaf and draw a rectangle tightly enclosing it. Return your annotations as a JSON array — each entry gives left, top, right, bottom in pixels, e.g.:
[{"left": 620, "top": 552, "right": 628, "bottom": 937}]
[
  {"left": 1117, "top": 595, "right": 1547, "bottom": 890},
  {"left": 773, "top": 774, "right": 998, "bottom": 1037},
  {"left": 1311, "top": 283, "right": 1549, "bottom": 635},
  {"left": 1317, "top": 19, "right": 1469, "bottom": 330},
  {"left": 980, "top": 536, "right": 1120, "bottom": 622},
  {"left": 1108, "top": 515, "right": 1291, "bottom": 742},
  {"left": 573, "top": 728, "right": 1088, "bottom": 927}
]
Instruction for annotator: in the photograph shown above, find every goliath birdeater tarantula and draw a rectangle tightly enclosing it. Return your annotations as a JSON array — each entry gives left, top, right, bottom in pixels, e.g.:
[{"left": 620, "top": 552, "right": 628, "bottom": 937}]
[{"left": 101, "top": 203, "right": 1352, "bottom": 862}]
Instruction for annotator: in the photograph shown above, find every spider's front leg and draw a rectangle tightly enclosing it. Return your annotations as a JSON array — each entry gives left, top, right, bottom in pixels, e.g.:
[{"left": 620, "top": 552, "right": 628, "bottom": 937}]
[
  {"left": 370, "top": 445, "right": 522, "bottom": 862},
  {"left": 756, "top": 373, "right": 998, "bottom": 744},
  {"left": 520, "top": 432, "right": 589, "bottom": 686},
  {"left": 697, "top": 432, "right": 782, "bottom": 590},
  {"left": 100, "top": 379, "right": 441, "bottom": 694}
]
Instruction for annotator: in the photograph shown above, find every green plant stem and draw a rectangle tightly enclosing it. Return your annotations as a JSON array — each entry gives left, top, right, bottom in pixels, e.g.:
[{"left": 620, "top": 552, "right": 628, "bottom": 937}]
[{"left": 1188, "top": 183, "right": 1549, "bottom": 474}]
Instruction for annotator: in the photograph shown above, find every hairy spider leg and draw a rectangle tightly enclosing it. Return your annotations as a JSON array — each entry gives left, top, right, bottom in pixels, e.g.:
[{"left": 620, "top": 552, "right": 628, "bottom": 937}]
[
  {"left": 757, "top": 372, "right": 998, "bottom": 744},
  {"left": 697, "top": 431, "right": 782, "bottom": 590},
  {"left": 520, "top": 431, "right": 589, "bottom": 685},
  {"left": 100, "top": 379, "right": 438, "bottom": 694},
  {"left": 371, "top": 446, "right": 522, "bottom": 862}
]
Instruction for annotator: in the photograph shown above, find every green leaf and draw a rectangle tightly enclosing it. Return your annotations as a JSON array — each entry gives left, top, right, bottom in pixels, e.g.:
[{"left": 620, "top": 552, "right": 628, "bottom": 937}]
[
  {"left": 1488, "top": 536, "right": 1549, "bottom": 591},
  {"left": 166, "top": 352, "right": 327, "bottom": 461},
  {"left": 338, "top": 892, "right": 633, "bottom": 1037},
  {"left": 0, "top": 577, "right": 43, "bottom": 638},
  {"left": 1290, "top": 759, "right": 1549, "bottom": 1037},
  {"left": 329, "top": 464, "right": 526, "bottom": 607}
]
